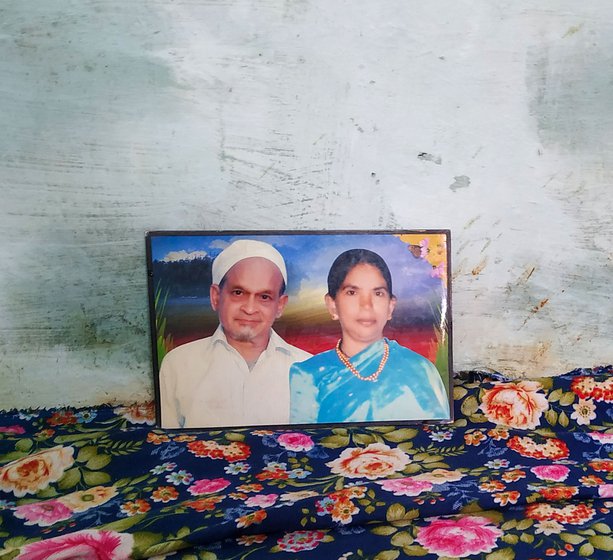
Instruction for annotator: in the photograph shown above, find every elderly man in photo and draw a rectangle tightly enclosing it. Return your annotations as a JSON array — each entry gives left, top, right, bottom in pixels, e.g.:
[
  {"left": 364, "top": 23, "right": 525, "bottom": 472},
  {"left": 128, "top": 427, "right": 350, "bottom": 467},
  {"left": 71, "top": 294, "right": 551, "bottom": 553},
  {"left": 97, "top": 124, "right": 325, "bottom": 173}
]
[{"left": 159, "top": 239, "right": 311, "bottom": 428}]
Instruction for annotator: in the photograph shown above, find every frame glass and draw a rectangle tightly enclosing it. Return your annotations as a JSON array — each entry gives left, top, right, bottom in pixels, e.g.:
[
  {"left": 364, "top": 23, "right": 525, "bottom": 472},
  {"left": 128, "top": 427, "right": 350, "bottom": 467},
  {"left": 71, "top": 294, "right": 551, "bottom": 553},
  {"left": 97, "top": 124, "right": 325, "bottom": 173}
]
[{"left": 146, "top": 230, "right": 453, "bottom": 428}]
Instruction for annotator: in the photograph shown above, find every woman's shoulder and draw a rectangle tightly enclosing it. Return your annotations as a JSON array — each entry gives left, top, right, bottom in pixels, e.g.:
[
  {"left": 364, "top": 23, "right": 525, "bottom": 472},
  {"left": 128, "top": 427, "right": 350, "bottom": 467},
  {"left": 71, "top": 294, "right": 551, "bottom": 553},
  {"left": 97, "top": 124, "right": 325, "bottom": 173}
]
[
  {"left": 386, "top": 339, "right": 437, "bottom": 368},
  {"left": 290, "top": 348, "right": 337, "bottom": 374}
]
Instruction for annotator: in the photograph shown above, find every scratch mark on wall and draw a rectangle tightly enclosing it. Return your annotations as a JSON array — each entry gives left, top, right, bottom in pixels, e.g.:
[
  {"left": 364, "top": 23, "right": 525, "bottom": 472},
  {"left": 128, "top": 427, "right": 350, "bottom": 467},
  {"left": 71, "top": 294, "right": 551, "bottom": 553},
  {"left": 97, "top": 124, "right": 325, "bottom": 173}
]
[
  {"left": 532, "top": 298, "right": 549, "bottom": 312},
  {"left": 349, "top": 118, "right": 364, "bottom": 133},
  {"left": 258, "top": 163, "right": 275, "bottom": 179},
  {"left": 417, "top": 152, "right": 442, "bottom": 165},
  {"left": 532, "top": 341, "right": 552, "bottom": 363},
  {"left": 521, "top": 297, "right": 550, "bottom": 328},
  {"left": 471, "top": 258, "right": 487, "bottom": 276},
  {"left": 541, "top": 173, "right": 558, "bottom": 189},
  {"left": 463, "top": 215, "right": 481, "bottom": 230},
  {"left": 480, "top": 238, "right": 491, "bottom": 253},
  {"left": 450, "top": 175, "right": 470, "bottom": 191},
  {"left": 522, "top": 266, "right": 536, "bottom": 283},
  {"left": 452, "top": 257, "right": 467, "bottom": 281},
  {"left": 505, "top": 266, "right": 537, "bottom": 295}
]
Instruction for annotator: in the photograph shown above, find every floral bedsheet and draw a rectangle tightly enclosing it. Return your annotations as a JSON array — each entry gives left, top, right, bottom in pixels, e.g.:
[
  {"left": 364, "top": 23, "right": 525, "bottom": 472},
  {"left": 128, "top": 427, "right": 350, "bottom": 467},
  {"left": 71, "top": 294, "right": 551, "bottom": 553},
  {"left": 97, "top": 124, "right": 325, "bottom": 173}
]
[{"left": 0, "top": 366, "right": 611, "bottom": 559}]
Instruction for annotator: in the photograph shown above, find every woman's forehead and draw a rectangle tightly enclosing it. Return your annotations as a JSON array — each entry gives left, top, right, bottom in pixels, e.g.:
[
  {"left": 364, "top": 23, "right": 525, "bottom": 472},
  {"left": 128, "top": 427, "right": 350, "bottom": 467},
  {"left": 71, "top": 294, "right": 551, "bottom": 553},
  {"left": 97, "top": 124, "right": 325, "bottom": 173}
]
[{"left": 342, "top": 263, "right": 388, "bottom": 286}]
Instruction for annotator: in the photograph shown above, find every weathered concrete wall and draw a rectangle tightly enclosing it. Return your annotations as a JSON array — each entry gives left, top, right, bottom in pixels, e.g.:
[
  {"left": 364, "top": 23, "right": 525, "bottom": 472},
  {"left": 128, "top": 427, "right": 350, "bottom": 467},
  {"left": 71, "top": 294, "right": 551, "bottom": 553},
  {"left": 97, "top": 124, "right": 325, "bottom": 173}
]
[{"left": 0, "top": 1, "right": 611, "bottom": 409}]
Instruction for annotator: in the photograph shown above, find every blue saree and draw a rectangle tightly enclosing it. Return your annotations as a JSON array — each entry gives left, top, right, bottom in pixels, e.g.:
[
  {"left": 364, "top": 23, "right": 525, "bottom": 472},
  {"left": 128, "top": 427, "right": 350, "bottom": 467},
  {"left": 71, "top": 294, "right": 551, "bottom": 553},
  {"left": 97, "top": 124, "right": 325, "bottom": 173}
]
[{"left": 290, "top": 338, "right": 450, "bottom": 424}]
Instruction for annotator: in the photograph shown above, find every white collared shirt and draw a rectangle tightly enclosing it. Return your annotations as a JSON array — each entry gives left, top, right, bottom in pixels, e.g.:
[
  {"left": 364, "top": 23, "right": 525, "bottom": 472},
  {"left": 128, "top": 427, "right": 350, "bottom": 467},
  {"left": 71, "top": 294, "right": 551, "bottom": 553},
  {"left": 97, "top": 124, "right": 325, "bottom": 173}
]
[{"left": 159, "top": 326, "right": 311, "bottom": 428}]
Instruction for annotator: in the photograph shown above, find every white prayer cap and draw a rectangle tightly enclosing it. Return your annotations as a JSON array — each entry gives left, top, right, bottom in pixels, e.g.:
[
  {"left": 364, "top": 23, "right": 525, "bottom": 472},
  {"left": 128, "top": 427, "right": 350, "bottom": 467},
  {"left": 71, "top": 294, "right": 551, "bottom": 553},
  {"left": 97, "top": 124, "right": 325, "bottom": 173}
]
[{"left": 211, "top": 239, "right": 287, "bottom": 285}]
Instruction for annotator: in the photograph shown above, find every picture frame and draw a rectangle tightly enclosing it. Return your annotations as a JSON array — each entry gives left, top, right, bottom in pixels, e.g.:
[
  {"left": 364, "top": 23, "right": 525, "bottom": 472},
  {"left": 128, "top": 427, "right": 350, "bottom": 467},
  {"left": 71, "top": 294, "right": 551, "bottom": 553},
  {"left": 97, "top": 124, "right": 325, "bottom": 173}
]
[{"left": 146, "top": 230, "right": 453, "bottom": 429}]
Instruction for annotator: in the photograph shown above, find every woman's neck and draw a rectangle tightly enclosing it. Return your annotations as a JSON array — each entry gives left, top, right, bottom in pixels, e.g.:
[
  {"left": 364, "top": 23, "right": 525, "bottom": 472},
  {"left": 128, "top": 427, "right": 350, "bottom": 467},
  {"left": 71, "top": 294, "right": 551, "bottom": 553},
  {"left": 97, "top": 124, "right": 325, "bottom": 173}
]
[{"left": 339, "top": 337, "right": 383, "bottom": 358}]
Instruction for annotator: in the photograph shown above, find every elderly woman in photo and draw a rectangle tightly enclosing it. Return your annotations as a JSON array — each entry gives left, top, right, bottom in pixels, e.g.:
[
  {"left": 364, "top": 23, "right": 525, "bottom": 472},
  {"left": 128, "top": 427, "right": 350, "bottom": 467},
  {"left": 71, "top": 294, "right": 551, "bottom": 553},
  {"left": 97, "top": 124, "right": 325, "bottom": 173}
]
[{"left": 290, "top": 248, "right": 450, "bottom": 424}]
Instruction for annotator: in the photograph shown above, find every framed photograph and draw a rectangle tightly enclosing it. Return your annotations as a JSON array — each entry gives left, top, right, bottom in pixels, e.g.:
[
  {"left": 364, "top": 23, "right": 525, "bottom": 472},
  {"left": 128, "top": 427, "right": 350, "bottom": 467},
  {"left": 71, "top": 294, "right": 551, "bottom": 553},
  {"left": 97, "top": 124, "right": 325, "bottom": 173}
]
[{"left": 146, "top": 230, "right": 453, "bottom": 429}]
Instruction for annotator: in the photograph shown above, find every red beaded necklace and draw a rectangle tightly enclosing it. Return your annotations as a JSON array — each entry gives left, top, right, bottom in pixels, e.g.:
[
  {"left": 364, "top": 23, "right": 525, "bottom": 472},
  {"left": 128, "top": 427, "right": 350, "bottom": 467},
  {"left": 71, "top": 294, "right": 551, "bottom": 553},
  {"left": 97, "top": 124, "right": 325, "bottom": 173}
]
[{"left": 335, "top": 339, "right": 389, "bottom": 382}]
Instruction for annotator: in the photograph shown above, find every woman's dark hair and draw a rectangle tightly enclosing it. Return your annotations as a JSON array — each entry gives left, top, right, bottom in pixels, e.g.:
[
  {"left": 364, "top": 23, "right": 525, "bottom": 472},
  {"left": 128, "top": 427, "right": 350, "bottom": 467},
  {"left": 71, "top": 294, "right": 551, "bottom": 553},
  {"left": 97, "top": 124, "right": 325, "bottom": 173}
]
[{"left": 327, "top": 249, "right": 394, "bottom": 299}]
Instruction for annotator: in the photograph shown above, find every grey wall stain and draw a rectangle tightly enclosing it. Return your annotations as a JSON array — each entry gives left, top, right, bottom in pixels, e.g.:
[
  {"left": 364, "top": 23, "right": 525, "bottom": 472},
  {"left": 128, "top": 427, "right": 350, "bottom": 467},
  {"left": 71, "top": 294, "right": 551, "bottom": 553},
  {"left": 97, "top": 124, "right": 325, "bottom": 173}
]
[
  {"left": 526, "top": 24, "right": 613, "bottom": 357},
  {"left": 418, "top": 152, "right": 442, "bottom": 165},
  {"left": 526, "top": 30, "right": 613, "bottom": 155},
  {"left": 450, "top": 175, "right": 471, "bottom": 191},
  {"left": 563, "top": 24, "right": 584, "bottom": 38}
]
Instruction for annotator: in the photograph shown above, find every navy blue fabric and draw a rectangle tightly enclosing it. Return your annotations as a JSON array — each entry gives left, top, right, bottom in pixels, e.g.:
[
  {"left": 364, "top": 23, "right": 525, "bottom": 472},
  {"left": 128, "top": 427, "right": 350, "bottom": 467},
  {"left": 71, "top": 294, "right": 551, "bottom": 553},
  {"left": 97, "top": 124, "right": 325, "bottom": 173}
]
[{"left": 0, "top": 366, "right": 611, "bottom": 559}]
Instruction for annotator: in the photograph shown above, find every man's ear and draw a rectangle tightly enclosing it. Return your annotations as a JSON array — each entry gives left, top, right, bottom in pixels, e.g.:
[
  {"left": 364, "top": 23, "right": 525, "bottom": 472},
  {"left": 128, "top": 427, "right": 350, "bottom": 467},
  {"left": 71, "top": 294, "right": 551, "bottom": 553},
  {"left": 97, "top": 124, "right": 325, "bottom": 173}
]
[
  {"left": 275, "top": 294, "right": 289, "bottom": 319},
  {"left": 210, "top": 284, "right": 221, "bottom": 311},
  {"left": 325, "top": 294, "right": 339, "bottom": 320},
  {"left": 388, "top": 295, "right": 397, "bottom": 321}
]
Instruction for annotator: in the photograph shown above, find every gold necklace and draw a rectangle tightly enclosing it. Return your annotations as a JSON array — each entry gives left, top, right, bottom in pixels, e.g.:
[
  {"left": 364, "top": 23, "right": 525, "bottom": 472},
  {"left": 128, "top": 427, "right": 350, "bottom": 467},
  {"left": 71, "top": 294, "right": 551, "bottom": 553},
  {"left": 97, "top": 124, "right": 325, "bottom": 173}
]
[{"left": 335, "top": 339, "right": 389, "bottom": 382}]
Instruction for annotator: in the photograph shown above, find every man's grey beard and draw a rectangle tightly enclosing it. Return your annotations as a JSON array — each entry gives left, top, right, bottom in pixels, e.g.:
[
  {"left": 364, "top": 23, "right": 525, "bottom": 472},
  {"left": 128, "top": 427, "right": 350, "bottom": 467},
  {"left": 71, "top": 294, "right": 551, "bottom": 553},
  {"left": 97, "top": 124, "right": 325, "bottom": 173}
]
[
  {"left": 223, "top": 325, "right": 257, "bottom": 343},
  {"left": 233, "top": 331, "right": 256, "bottom": 342}
]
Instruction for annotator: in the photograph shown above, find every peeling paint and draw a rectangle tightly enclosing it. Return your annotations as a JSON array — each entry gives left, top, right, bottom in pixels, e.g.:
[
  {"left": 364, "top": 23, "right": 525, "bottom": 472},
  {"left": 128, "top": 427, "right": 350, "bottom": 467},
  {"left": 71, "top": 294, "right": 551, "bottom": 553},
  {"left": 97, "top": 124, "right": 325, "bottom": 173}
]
[{"left": 417, "top": 152, "right": 442, "bottom": 165}]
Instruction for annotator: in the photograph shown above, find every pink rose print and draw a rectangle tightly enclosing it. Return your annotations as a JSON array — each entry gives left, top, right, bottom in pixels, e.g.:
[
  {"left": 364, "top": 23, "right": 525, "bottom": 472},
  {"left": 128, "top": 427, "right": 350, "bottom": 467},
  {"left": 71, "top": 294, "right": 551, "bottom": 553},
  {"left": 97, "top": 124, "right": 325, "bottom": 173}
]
[
  {"left": 277, "top": 433, "right": 314, "bottom": 452},
  {"left": 276, "top": 530, "right": 327, "bottom": 552},
  {"left": 188, "top": 477, "right": 231, "bottom": 496},
  {"left": 530, "top": 465, "right": 570, "bottom": 482},
  {"left": 0, "top": 425, "right": 26, "bottom": 434},
  {"left": 419, "top": 237, "right": 430, "bottom": 258},
  {"left": 14, "top": 529, "right": 133, "bottom": 560},
  {"left": 245, "top": 493, "right": 279, "bottom": 508},
  {"left": 589, "top": 432, "right": 613, "bottom": 444},
  {"left": 598, "top": 484, "right": 613, "bottom": 498},
  {"left": 431, "top": 262, "right": 445, "bottom": 279},
  {"left": 13, "top": 499, "right": 73, "bottom": 526},
  {"left": 416, "top": 515, "right": 503, "bottom": 558},
  {"left": 375, "top": 477, "right": 434, "bottom": 496}
]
